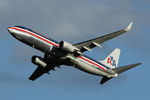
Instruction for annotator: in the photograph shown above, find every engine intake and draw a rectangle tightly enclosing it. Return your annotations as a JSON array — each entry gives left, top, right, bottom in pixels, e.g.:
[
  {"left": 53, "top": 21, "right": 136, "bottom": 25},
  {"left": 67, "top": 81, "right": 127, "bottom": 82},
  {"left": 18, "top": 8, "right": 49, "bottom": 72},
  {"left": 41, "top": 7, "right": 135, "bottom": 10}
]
[
  {"left": 32, "top": 56, "right": 47, "bottom": 68},
  {"left": 59, "top": 41, "right": 78, "bottom": 53}
]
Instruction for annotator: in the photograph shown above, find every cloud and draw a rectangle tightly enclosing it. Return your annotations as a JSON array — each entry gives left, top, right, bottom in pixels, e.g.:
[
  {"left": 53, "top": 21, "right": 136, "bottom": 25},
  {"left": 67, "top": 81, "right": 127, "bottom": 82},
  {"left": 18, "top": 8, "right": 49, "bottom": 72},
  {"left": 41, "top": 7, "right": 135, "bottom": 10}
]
[
  {"left": 53, "top": 21, "right": 80, "bottom": 40},
  {"left": 1, "top": 0, "right": 149, "bottom": 89},
  {"left": 2, "top": 0, "right": 149, "bottom": 69},
  {"left": 1, "top": 0, "right": 149, "bottom": 56},
  {"left": 0, "top": 0, "right": 10, "bottom": 9},
  {"left": 0, "top": 72, "right": 31, "bottom": 86},
  {"left": 0, "top": 68, "right": 101, "bottom": 89}
]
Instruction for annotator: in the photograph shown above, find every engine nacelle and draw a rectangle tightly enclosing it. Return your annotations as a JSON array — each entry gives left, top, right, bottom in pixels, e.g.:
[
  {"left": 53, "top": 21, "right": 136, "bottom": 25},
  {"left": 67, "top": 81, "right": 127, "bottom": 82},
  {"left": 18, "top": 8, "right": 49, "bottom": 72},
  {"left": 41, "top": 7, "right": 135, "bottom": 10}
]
[
  {"left": 31, "top": 56, "right": 47, "bottom": 68},
  {"left": 59, "top": 41, "right": 78, "bottom": 53}
]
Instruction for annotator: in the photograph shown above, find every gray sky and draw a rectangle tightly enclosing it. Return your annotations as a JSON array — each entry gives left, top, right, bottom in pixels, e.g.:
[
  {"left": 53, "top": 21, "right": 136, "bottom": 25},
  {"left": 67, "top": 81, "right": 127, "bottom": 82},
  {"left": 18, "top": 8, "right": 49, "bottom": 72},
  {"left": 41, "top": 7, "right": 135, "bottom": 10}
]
[{"left": 0, "top": 0, "right": 150, "bottom": 100}]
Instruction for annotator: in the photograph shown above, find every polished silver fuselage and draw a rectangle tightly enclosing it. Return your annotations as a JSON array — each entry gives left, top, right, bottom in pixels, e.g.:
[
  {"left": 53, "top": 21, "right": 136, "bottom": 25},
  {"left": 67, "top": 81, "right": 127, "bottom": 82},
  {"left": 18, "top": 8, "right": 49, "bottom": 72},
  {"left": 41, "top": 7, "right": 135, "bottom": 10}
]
[{"left": 8, "top": 26, "right": 117, "bottom": 78}]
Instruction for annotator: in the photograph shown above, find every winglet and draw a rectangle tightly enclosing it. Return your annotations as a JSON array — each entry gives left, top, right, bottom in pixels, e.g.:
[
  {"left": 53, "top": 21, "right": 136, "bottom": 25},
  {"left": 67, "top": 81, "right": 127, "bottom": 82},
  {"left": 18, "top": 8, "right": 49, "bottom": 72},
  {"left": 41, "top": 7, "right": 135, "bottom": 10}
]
[{"left": 125, "top": 22, "right": 133, "bottom": 32}]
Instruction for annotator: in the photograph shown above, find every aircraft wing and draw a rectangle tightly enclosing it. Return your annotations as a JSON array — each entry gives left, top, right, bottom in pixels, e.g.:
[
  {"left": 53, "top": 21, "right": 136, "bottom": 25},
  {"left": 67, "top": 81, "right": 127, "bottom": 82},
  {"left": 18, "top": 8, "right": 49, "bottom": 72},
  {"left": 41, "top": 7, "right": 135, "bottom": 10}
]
[
  {"left": 73, "top": 22, "right": 133, "bottom": 53},
  {"left": 29, "top": 65, "right": 56, "bottom": 81},
  {"left": 29, "top": 66, "right": 46, "bottom": 81}
]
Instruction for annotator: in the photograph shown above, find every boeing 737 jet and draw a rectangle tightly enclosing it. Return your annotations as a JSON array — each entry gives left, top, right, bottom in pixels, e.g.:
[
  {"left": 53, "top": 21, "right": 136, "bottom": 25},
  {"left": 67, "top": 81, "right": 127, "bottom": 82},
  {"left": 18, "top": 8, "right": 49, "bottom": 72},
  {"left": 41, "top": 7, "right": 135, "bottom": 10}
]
[{"left": 8, "top": 22, "right": 141, "bottom": 84}]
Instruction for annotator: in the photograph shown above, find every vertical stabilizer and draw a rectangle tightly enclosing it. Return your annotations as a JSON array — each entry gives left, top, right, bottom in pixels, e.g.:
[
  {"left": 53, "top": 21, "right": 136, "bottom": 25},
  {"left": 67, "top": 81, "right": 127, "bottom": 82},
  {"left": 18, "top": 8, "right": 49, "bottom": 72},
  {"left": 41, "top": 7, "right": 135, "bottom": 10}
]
[{"left": 100, "top": 48, "right": 120, "bottom": 69}]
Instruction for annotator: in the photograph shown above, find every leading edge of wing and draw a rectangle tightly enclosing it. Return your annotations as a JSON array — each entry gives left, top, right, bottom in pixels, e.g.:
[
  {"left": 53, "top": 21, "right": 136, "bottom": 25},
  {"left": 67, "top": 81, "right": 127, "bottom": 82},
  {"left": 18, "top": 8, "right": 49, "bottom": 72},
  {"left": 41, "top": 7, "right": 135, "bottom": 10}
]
[{"left": 73, "top": 22, "right": 133, "bottom": 52}]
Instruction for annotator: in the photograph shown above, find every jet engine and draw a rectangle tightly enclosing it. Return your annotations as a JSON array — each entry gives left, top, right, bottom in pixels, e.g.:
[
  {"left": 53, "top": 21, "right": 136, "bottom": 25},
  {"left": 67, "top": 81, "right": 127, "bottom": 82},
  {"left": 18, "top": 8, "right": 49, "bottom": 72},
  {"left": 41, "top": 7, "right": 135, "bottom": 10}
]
[
  {"left": 31, "top": 56, "right": 47, "bottom": 68},
  {"left": 59, "top": 41, "right": 78, "bottom": 53}
]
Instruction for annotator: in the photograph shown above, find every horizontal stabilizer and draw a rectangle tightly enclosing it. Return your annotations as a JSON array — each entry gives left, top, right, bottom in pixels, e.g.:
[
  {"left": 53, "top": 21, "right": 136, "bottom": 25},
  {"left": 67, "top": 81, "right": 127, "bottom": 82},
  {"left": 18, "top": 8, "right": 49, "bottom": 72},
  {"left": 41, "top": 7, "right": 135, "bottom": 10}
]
[
  {"left": 100, "top": 63, "right": 141, "bottom": 84},
  {"left": 100, "top": 76, "right": 112, "bottom": 84},
  {"left": 112, "top": 63, "right": 141, "bottom": 74}
]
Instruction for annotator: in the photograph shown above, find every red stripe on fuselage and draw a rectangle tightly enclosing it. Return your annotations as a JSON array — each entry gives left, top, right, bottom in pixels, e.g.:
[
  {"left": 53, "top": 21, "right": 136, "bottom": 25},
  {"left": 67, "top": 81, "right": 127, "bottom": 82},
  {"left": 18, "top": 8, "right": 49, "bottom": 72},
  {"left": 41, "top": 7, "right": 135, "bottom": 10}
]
[
  {"left": 79, "top": 56, "right": 107, "bottom": 71},
  {"left": 10, "top": 27, "right": 107, "bottom": 71},
  {"left": 10, "top": 27, "right": 59, "bottom": 47}
]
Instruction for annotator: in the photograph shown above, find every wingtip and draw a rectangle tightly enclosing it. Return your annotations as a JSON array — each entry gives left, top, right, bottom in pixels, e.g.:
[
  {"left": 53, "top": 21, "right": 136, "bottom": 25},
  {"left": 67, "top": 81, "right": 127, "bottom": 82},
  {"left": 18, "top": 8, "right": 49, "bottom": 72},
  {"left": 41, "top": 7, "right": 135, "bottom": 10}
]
[
  {"left": 137, "top": 62, "right": 142, "bottom": 66},
  {"left": 125, "top": 22, "right": 133, "bottom": 32}
]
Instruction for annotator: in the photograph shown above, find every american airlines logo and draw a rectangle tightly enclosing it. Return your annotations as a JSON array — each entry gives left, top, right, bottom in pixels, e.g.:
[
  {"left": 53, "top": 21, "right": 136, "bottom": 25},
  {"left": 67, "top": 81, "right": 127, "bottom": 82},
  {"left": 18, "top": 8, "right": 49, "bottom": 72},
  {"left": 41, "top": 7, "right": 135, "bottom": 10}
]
[{"left": 107, "top": 56, "right": 116, "bottom": 67}]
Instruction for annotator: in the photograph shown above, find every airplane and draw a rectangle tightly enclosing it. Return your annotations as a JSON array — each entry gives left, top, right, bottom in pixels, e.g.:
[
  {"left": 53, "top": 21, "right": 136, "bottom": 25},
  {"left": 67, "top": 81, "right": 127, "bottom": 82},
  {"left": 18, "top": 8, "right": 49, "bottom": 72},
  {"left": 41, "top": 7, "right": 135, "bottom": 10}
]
[{"left": 8, "top": 22, "right": 141, "bottom": 84}]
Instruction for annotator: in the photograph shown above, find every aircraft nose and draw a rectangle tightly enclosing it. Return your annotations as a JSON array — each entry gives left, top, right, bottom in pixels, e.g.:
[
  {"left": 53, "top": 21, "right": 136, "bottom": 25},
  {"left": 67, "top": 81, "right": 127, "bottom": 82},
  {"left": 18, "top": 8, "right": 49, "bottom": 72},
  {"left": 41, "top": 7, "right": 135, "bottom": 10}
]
[
  {"left": 8, "top": 27, "right": 18, "bottom": 37},
  {"left": 8, "top": 27, "right": 14, "bottom": 34},
  {"left": 8, "top": 27, "right": 20, "bottom": 38},
  {"left": 8, "top": 27, "right": 24, "bottom": 41}
]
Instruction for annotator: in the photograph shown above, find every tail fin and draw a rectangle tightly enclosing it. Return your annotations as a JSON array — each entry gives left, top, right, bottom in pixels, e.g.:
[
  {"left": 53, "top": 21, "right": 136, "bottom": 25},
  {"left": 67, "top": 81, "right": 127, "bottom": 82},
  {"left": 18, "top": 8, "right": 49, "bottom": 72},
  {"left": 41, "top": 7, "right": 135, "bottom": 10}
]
[{"left": 100, "top": 48, "right": 121, "bottom": 69}]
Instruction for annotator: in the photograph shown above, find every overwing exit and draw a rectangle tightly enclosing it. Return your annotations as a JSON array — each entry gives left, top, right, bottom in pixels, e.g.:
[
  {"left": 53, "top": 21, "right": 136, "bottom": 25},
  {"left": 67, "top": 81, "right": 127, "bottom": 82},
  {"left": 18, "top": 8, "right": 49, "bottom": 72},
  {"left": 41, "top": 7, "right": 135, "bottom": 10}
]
[{"left": 8, "top": 22, "right": 141, "bottom": 84}]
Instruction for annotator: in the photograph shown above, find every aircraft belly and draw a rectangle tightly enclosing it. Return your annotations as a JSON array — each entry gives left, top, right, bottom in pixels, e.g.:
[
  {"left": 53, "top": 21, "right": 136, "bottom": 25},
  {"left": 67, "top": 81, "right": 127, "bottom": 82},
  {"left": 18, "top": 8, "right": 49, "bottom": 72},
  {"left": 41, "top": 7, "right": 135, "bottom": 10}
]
[{"left": 74, "top": 60, "right": 108, "bottom": 76}]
